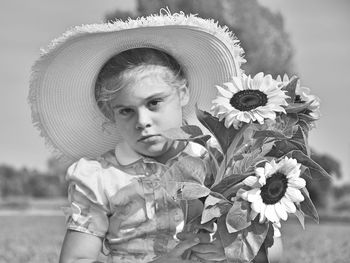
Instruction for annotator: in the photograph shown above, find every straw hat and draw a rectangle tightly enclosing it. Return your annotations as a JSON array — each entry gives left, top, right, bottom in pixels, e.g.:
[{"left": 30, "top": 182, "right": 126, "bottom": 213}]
[{"left": 28, "top": 10, "right": 245, "bottom": 162}]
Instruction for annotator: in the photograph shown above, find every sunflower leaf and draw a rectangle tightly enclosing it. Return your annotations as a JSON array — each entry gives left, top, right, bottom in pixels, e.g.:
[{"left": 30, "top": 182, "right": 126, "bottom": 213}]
[
  {"left": 211, "top": 173, "right": 251, "bottom": 194},
  {"left": 162, "top": 126, "right": 211, "bottom": 146},
  {"left": 285, "top": 100, "right": 314, "bottom": 114},
  {"left": 226, "top": 200, "right": 252, "bottom": 233},
  {"left": 282, "top": 113, "right": 299, "bottom": 132},
  {"left": 202, "top": 199, "right": 232, "bottom": 224},
  {"left": 286, "top": 150, "right": 331, "bottom": 180},
  {"left": 297, "top": 119, "right": 312, "bottom": 136},
  {"left": 162, "top": 125, "right": 199, "bottom": 139},
  {"left": 160, "top": 156, "right": 209, "bottom": 199},
  {"left": 161, "top": 156, "right": 207, "bottom": 183},
  {"left": 254, "top": 243, "right": 270, "bottom": 263},
  {"left": 175, "top": 182, "right": 211, "bottom": 200},
  {"left": 295, "top": 205, "right": 306, "bottom": 229},
  {"left": 288, "top": 126, "right": 309, "bottom": 156},
  {"left": 253, "top": 130, "right": 289, "bottom": 140},
  {"left": 222, "top": 182, "right": 247, "bottom": 200},
  {"left": 282, "top": 75, "right": 298, "bottom": 103},
  {"left": 227, "top": 124, "right": 255, "bottom": 155},
  {"left": 264, "top": 222, "right": 275, "bottom": 248},
  {"left": 217, "top": 217, "right": 269, "bottom": 262},
  {"left": 195, "top": 107, "right": 241, "bottom": 153},
  {"left": 298, "top": 112, "right": 318, "bottom": 123},
  {"left": 300, "top": 166, "right": 312, "bottom": 180},
  {"left": 267, "top": 140, "right": 301, "bottom": 158},
  {"left": 214, "top": 155, "right": 228, "bottom": 186},
  {"left": 300, "top": 187, "right": 319, "bottom": 223},
  {"left": 232, "top": 145, "right": 272, "bottom": 175},
  {"left": 203, "top": 192, "right": 227, "bottom": 206}
]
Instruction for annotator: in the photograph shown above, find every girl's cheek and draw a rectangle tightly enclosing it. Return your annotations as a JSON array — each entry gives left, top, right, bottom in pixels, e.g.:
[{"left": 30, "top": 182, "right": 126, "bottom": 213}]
[
  {"left": 122, "top": 119, "right": 136, "bottom": 133},
  {"left": 115, "top": 118, "right": 129, "bottom": 135}
]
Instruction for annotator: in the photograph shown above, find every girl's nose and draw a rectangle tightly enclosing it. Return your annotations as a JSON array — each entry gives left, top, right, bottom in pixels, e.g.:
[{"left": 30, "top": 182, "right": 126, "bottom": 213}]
[{"left": 135, "top": 109, "right": 152, "bottom": 130}]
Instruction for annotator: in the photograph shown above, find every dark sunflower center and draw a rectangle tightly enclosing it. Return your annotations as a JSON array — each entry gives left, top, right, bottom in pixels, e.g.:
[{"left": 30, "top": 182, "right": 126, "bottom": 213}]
[
  {"left": 260, "top": 172, "right": 288, "bottom": 204},
  {"left": 230, "top": 90, "right": 268, "bottom": 111}
]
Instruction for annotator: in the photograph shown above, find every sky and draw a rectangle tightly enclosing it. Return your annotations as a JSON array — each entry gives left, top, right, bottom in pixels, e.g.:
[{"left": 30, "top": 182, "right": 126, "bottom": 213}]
[{"left": 1, "top": 0, "right": 350, "bottom": 182}]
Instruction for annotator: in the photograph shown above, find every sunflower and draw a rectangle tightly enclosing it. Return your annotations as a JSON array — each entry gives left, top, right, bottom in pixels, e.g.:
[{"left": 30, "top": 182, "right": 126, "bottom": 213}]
[
  {"left": 211, "top": 72, "right": 289, "bottom": 129},
  {"left": 277, "top": 74, "right": 321, "bottom": 120},
  {"left": 238, "top": 157, "right": 306, "bottom": 226}
]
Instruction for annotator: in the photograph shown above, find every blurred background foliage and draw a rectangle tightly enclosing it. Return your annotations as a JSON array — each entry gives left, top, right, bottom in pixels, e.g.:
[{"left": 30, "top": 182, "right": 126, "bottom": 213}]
[
  {"left": 0, "top": 157, "right": 67, "bottom": 200},
  {"left": 1, "top": 0, "right": 349, "bottom": 213}
]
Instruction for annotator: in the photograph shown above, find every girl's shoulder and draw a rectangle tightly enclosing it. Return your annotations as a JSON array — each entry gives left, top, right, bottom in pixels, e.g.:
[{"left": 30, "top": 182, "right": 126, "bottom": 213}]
[
  {"left": 67, "top": 157, "right": 104, "bottom": 177},
  {"left": 68, "top": 149, "right": 121, "bottom": 171},
  {"left": 66, "top": 150, "right": 125, "bottom": 181},
  {"left": 66, "top": 151, "right": 138, "bottom": 192}
]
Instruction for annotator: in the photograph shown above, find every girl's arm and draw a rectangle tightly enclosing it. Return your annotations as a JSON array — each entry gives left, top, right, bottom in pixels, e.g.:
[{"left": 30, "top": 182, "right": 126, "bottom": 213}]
[{"left": 59, "top": 230, "right": 103, "bottom": 263}]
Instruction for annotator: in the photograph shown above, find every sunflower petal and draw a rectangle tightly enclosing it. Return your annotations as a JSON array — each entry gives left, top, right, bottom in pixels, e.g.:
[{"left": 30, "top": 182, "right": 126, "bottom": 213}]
[
  {"left": 275, "top": 202, "right": 288, "bottom": 221},
  {"left": 286, "top": 187, "right": 305, "bottom": 203},
  {"left": 251, "top": 197, "right": 264, "bottom": 213},
  {"left": 288, "top": 177, "right": 306, "bottom": 189},
  {"left": 264, "top": 161, "right": 276, "bottom": 177},
  {"left": 216, "top": 85, "right": 234, "bottom": 98},
  {"left": 281, "top": 196, "right": 296, "bottom": 213},
  {"left": 230, "top": 77, "right": 243, "bottom": 92},
  {"left": 272, "top": 223, "right": 282, "bottom": 237},
  {"left": 258, "top": 203, "right": 267, "bottom": 223},
  {"left": 247, "top": 188, "right": 261, "bottom": 202},
  {"left": 243, "top": 176, "right": 259, "bottom": 187},
  {"left": 265, "top": 204, "right": 280, "bottom": 223}
]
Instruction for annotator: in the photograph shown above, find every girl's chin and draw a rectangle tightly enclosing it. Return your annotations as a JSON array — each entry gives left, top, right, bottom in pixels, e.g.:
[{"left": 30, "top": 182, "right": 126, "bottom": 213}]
[
  {"left": 139, "top": 145, "right": 169, "bottom": 158},
  {"left": 136, "top": 141, "right": 175, "bottom": 159}
]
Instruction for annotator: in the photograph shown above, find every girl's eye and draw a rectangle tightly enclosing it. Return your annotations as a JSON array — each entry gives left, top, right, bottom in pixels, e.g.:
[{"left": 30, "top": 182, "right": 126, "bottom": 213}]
[
  {"left": 148, "top": 99, "right": 162, "bottom": 109},
  {"left": 118, "top": 108, "right": 134, "bottom": 116}
]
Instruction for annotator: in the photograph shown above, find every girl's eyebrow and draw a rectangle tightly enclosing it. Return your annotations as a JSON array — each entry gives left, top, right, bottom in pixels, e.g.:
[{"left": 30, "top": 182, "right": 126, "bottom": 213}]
[
  {"left": 145, "top": 91, "right": 171, "bottom": 101},
  {"left": 112, "top": 104, "right": 128, "bottom": 109},
  {"left": 112, "top": 91, "right": 172, "bottom": 109}
]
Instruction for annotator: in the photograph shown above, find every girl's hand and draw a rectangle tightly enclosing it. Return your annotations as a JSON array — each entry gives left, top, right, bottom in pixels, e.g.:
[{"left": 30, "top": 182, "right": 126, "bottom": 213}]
[
  {"left": 177, "top": 232, "right": 226, "bottom": 263},
  {"left": 149, "top": 236, "right": 200, "bottom": 263}
]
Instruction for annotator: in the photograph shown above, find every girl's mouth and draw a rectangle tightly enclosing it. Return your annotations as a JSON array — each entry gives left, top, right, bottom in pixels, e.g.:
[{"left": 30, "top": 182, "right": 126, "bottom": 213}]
[{"left": 138, "top": 134, "right": 162, "bottom": 143}]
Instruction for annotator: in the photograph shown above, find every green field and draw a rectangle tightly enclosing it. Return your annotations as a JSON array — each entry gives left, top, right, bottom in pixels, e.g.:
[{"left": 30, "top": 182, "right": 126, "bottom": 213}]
[{"left": 0, "top": 215, "right": 349, "bottom": 263}]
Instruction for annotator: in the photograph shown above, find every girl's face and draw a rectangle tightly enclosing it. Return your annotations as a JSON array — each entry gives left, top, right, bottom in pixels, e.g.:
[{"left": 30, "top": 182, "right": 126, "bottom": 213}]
[{"left": 110, "top": 73, "right": 189, "bottom": 160}]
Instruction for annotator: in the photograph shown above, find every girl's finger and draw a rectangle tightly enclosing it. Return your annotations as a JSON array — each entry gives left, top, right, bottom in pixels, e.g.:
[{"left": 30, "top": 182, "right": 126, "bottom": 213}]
[
  {"left": 190, "top": 243, "right": 222, "bottom": 253},
  {"left": 169, "top": 238, "right": 200, "bottom": 257},
  {"left": 176, "top": 231, "right": 211, "bottom": 243},
  {"left": 176, "top": 231, "right": 196, "bottom": 240},
  {"left": 192, "top": 251, "right": 227, "bottom": 261}
]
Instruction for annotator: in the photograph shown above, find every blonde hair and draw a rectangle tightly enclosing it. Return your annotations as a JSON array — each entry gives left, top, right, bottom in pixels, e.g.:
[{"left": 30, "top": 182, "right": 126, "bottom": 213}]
[{"left": 95, "top": 48, "right": 187, "bottom": 121}]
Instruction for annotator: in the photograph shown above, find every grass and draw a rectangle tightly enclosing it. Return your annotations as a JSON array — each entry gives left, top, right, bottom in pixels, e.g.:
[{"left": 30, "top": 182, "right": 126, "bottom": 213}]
[
  {"left": 0, "top": 215, "right": 349, "bottom": 263},
  {"left": 281, "top": 220, "right": 350, "bottom": 263},
  {"left": 0, "top": 215, "right": 65, "bottom": 263}
]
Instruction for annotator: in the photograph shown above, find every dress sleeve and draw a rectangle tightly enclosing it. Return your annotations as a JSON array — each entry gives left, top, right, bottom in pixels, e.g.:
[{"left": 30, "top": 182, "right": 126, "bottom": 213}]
[{"left": 63, "top": 158, "right": 110, "bottom": 237}]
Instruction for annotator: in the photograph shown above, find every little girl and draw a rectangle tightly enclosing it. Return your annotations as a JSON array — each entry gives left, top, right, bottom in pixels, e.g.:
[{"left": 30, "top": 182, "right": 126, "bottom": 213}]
[
  {"left": 61, "top": 47, "right": 219, "bottom": 263},
  {"left": 28, "top": 11, "right": 251, "bottom": 263}
]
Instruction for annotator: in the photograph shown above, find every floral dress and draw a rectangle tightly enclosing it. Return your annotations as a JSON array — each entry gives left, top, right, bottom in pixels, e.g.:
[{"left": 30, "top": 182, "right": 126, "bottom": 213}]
[{"left": 63, "top": 141, "right": 211, "bottom": 263}]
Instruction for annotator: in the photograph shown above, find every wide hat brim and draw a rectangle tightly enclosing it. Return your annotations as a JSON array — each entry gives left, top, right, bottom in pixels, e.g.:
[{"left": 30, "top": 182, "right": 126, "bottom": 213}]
[{"left": 29, "top": 12, "right": 245, "bottom": 162}]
